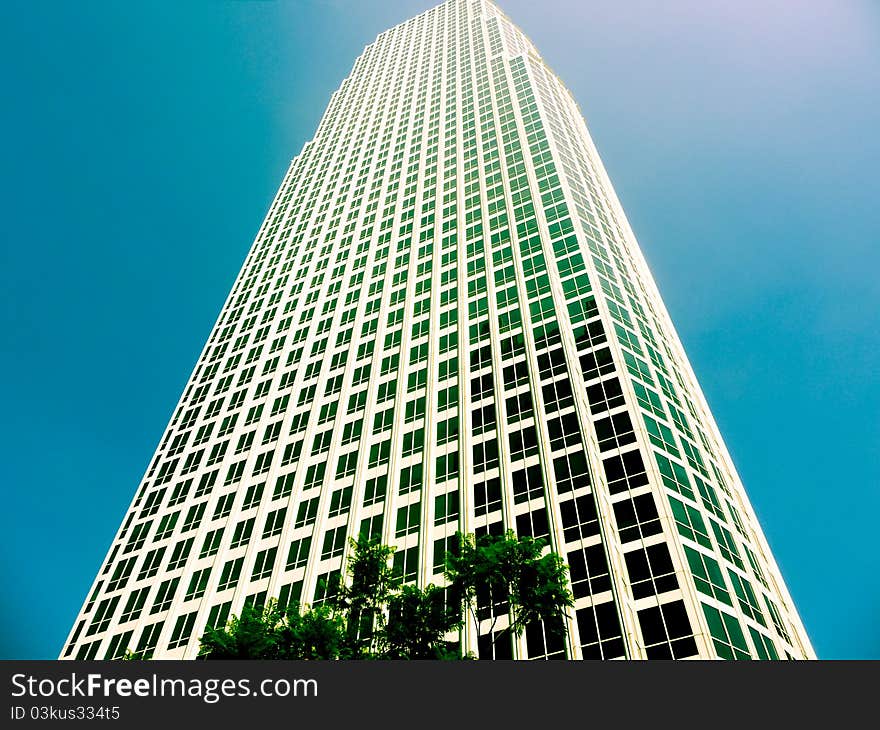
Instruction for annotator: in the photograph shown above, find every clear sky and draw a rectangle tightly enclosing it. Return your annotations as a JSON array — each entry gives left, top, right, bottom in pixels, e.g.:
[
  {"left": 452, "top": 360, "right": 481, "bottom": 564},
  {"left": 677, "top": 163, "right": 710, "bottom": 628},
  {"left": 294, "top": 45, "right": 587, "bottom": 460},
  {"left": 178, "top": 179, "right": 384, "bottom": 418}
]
[{"left": 1, "top": 0, "right": 877, "bottom": 660}]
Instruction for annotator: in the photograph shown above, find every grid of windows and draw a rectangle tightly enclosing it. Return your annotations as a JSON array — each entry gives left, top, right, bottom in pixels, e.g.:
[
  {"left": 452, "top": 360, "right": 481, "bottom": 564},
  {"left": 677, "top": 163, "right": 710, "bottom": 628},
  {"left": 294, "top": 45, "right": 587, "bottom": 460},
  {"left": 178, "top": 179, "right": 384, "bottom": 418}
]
[{"left": 61, "top": 0, "right": 812, "bottom": 661}]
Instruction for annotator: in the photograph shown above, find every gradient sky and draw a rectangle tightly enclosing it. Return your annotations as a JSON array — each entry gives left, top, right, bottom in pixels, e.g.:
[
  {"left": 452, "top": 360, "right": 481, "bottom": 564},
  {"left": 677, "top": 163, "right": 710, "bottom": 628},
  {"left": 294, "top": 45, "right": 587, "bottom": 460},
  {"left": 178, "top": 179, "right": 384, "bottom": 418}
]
[{"left": 1, "top": 0, "right": 877, "bottom": 660}]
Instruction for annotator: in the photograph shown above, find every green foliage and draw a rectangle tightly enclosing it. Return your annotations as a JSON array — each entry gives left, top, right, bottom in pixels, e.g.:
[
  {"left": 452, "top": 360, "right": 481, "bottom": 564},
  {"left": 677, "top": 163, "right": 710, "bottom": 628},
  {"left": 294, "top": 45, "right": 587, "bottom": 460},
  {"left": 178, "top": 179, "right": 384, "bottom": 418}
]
[
  {"left": 197, "top": 599, "right": 345, "bottom": 659},
  {"left": 331, "top": 537, "right": 399, "bottom": 657},
  {"left": 278, "top": 604, "right": 346, "bottom": 660},
  {"left": 445, "top": 530, "right": 574, "bottom": 646},
  {"left": 385, "top": 584, "right": 462, "bottom": 659},
  {"left": 513, "top": 549, "right": 573, "bottom": 637},
  {"left": 196, "top": 532, "right": 573, "bottom": 660},
  {"left": 198, "top": 600, "right": 285, "bottom": 659}
]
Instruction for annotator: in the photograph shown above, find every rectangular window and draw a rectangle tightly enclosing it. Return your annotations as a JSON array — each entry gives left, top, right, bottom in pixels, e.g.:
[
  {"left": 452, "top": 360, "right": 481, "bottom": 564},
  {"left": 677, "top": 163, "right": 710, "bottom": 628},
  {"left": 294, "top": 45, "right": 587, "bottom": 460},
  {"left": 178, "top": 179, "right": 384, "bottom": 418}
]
[
  {"left": 435, "top": 452, "right": 459, "bottom": 483},
  {"left": 86, "top": 596, "right": 120, "bottom": 636},
  {"left": 576, "top": 601, "right": 625, "bottom": 659},
  {"left": 103, "top": 630, "right": 134, "bottom": 660},
  {"left": 702, "top": 604, "right": 751, "bottom": 660},
  {"left": 287, "top": 536, "right": 312, "bottom": 571},
  {"left": 251, "top": 547, "right": 277, "bottom": 581},
  {"left": 167, "top": 537, "right": 194, "bottom": 571},
  {"left": 151, "top": 578, "right": 179, "bottom": 614},
  {"left": 124, "top": 521, "right": 152, "bottom": 553},
  {"left": 230, "top": 517, "right": 254, "bottom": 549},
  {"left": 667, "top": 497, "right": 711, "bottom": 549},
  {"left": 218, "top": 558, "right": 244, "bottom": 591},
  {"left": 711, "top": 520, "right": 744, "bottom": 569},
  {"left": 243, "top": 482, "right": 265, "bottom": 510},
  {"left": 554, "top": 450, "right": 591, "bottom": 493},
  {"left": 295, "top": 497, "right": 320, "bottom": 528},
  {"left": 644, "top": 415, "right": 680, "bottom": 457},
  {"left": 303, "top": 463, "right": 326, "bottom": 491},
  {"left": 728, "top": 569, "right": 766, "bottom": 626},
  {"left": 654, "top": 453, "right": 694, "bottom": 500},
  {"left": 561, "top": 494, "right": 601, "bottom": 543},
  {"left": 368, "top": 439, "right": 392, "bottom": 468},
  {"left": 134, "top": 622, "right": 163, "bottom": 659},
  {"left": 363, "top": 475, "right": 387, "bottom": 506},
  {"left": 684, "top": 546, "right": 731, "bottom": 605},
  {"left": 205, "top": 602, "right": 232, "bottom": 631},
  {"left": 359, "top": 513, "right": 383, "bottom": 542},
  {"left": 392, "top": 546, "right": 419, "bottom": 583},
  {"left": 209, "top": 494, "right": 233, "bottom": 522},
  {"left": 119, "top": 588, "right": 149, "bottom": 624},
  {"left": 328, "top": 486, "right": 353, "bottom": 517},
  {"left": 185, "top": 568, "right": 211, "bottom": 601},
  {"left": 473, "top": 438, "right": 499, "bottom": 473},
  {"left": 402, "top": 428, "right": 425, "bottom": 457},
  {"left": 336, "top": 450, "right": 358, "bottom": 479},
  {"left": 396, "top": 501, "right": 421, "bottom": 537},
  {"left": 399, "top": 463, "right": 423, "bottom": 494},
  {"left": 167, "top": 612, "right": 197, "bottom": 650},
  {"left": 434, "top": 490, "right": 459, "bottom": 526},
  {"left": 200, "top": 529, "right": 223, "bottom": 559},
  {"left": 262, "top": 508, "right": 287, "bottom": 538},
  {"left": 106, "top": 557, "right": 136, "bottom": 593},
  {"left": 636, "top": 600, "right": 697, "bottom": 659},
  {"left": 321, "top": 526, "right": 347, "bottom": 560}
]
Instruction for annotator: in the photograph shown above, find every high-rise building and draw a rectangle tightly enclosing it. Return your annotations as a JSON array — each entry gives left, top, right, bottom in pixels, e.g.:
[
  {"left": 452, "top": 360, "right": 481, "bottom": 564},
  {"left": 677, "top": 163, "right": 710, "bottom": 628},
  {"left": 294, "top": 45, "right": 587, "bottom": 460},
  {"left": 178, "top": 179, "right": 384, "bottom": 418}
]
[{"left": 62, "top": 0, "right": 813, "bottom": 660}]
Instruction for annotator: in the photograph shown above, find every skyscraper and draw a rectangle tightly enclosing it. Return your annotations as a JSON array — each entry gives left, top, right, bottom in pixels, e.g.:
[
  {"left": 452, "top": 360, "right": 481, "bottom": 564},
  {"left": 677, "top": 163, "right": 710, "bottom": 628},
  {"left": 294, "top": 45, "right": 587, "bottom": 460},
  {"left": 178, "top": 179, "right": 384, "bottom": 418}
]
[{"left": 62, "top": 0, "right": 813, "bottom": 660}]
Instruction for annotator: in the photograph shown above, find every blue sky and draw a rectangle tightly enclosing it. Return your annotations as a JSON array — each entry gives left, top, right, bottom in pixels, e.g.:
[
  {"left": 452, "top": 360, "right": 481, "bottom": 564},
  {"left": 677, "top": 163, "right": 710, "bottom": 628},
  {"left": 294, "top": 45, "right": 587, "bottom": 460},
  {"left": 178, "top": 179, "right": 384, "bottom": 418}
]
[{"left": 1, "top": 0, "right": 877, "bottom": 659}]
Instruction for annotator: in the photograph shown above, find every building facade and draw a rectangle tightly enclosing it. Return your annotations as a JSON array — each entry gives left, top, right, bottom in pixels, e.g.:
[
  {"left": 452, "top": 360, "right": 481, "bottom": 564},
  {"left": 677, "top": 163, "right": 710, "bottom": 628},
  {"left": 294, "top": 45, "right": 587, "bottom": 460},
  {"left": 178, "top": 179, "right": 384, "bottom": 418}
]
[{"left": 62, "top": 0, "right": 813, "bottom": 660}]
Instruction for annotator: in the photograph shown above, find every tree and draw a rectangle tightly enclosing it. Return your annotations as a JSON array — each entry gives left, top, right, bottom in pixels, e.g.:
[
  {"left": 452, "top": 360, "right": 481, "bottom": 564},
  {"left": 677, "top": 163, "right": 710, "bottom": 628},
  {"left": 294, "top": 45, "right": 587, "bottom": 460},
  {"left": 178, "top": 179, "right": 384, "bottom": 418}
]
[
  {"left": 277, "top": 604, "right": 345, "bottom": 660},
  {"left": 330, "top": 537, "right": 398, "bottom": 657},
  {"left": 385, "top": 584, "right": 462, "bottom": 659},
  {"left": 444, "top": 530, "right": 574, "bottom": 654},
  {"left": 328, "top": 536, "right": 463, "bottom": 659},
  {"left": 198, "top": 599, "right": 344, "bottom": 660},
  {"left": 198, "top": 600, "right": 285, "bottom": 659},
  {"left": 195, "top": 532, "right": 573, "bottom": 660}
]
